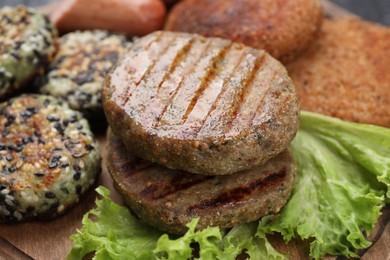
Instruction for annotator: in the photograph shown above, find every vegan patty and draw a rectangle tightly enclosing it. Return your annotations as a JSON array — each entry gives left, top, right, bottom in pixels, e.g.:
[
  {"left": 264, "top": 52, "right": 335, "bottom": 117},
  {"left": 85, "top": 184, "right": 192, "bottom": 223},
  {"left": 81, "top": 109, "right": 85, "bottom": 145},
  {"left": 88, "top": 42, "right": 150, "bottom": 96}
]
[
  {"left": 164, "top": 0, "right": 323, "bottom": 62},
  {"left": 107, "top": 129, "right": 296, "bottom": 235},
  {"left": 286, "top": 18, "right": 390, "bottom": 127},
  {"left": 39, "top": 30, "right": 131, "bottom": 117},
  {"left": 0, "top": 6, "right": 58, "bottom": 99},
  {"left": 0, "top": 94, "right": 100, "bottom": 222},
  {"left": 103, "top": 31, "right": 299, "bottom": 175}
]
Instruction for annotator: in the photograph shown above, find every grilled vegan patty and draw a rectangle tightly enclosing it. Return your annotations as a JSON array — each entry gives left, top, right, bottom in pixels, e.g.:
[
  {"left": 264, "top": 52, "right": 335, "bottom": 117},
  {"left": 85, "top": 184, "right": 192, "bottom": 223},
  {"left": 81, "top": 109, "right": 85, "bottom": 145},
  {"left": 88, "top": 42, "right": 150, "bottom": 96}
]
[
  {"left": 164, "top": 0, "right": 323, "bottom": 62},
  {"left": 103, "top": 31, "right": 299, "bottom": 175},
  {"left": 0, "top": 6, "right": 58, "bottom": 99},
  {"left": 0, "top": 95, "right": 100, "bottom": 222},
  {"left": 286, "top": 18, "right": 390, "bottom": 127},
  {"left": 39, "top": 30, "right": 131, "bottom": 117},
  {"left": 107, "top": 129, "right": 296, "bottom": 235}
]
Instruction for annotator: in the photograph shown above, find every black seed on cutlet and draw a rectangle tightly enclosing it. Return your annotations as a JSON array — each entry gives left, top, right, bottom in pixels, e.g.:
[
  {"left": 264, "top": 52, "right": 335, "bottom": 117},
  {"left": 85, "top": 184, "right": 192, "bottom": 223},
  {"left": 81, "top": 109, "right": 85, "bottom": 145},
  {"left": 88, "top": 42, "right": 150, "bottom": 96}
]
[
  {"left": 69, "top": 114, "right": 78, "bottom": 123},
  {"left": 2, "top": 130, "right": 9, "bottom": 137},
  {"left": 34, "top": 130, "right": 41, "bottom": 137},
  {"left": 85, "top": 144, "right": 94, "bottom": 151},
  {"left": 61, "top": 162, "right": 69, "bottom": 168},
  {"left": 38, "top": 138, "right": 45, "bottom": 144},
  {"left": 43, "top": 99, "right": 50, "bottom": 107},
  {"left": 46, "top": 115, "right": 60, "bottom": 122},
  {"left": 15, "top": 144, "right": 23, "bottom": 152},
  {"left": 6, "top": 154, "right": 13, "bottom": 161},
  {"left": 49, "top": 161, "right": 58, "bottom": 169},
  {"left": 9, "top": 165, "right": 16, "bottom": 173},
  {"left": 73, "top": 172, "right": 81, "bottom": 181},
  {"left": 22, "top": 137, "right": 32, "bottom": 144},
  {"left": 51, "top": 155, "right": 61, "bottom": 163},
  {"left": 75, "top": 185, "right": 82, "bottom": 195},
  {"left": 76, "top": 124, "right": 83, "bottom": 130},
  {"left": 54, "top": 122, "right": 64, "bottom": 134},
  {"left": 34, "top": 172, "right": 44, "bottom": 177},
  {"left": 45, "top": 192, "right": 56, "bottom": 199},
  {"left": 0, "top": 143, "right": 5, "bottom": 150},
  {"left": 7, "top": 145, "right": 14, "bottom": 151},
  {"left": 20, "top": 110, "right": 33, "bottom": 118}
]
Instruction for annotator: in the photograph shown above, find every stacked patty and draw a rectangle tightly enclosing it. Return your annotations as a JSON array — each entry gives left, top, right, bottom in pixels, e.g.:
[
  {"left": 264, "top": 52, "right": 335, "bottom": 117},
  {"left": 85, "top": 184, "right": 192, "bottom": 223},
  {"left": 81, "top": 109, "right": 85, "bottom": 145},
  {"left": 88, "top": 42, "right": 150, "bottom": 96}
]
[
  {"left": 39, "top": 30, "right": 131, "bottom": 117},
  {"left": 0, "top": 95, "right": 100, "bottom": 222},
  {"left": 103, "top": 31, "right": 299, "bottom": 234},
  {"left": 0, "top": 6, "right": 58, "bottom": 99}
]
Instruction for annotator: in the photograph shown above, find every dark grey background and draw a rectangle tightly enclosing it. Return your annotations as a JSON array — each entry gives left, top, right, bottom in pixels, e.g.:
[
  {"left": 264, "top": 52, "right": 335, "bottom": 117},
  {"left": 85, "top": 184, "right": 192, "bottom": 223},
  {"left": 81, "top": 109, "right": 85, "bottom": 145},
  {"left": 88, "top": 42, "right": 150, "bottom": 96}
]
[{"left": 0, "top": 0, "right": 389, "bottom": 26}]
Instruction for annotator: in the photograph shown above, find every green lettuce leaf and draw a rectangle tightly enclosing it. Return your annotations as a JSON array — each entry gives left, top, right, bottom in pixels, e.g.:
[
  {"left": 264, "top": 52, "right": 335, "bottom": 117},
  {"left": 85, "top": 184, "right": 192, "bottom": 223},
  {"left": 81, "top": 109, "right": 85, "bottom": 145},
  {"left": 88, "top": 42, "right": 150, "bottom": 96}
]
[
  {"left": 262, "top": 111, "right": 389, "bottom": 259},
  {"left": 67, "top": 187, "right": 163, "bottom": 260},
  {"left": 68, "top": 111, "right": 390, "bottom": 260}
]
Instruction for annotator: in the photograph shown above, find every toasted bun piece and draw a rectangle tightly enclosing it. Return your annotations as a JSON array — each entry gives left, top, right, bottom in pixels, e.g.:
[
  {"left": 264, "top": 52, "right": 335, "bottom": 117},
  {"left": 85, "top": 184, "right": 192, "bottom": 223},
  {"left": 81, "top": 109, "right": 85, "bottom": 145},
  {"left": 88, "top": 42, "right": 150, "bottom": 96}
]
[
  {"left": 287, "top": 18, "right": 390, "bottom": 127},
  {"left": 164, "top": 0, "right": 323, "bottom": 62},
  {"left": 107, "top": 129, "right": 296, "bottom": 235},
  {"left": 0, "top": 95, "right": 100, "bottom": 222},
  {"left": 0, "top": 6, "right": 58, "bottom": 99},
  {"left": 103, "top": 31, "right": 299, "bottom": 175}
]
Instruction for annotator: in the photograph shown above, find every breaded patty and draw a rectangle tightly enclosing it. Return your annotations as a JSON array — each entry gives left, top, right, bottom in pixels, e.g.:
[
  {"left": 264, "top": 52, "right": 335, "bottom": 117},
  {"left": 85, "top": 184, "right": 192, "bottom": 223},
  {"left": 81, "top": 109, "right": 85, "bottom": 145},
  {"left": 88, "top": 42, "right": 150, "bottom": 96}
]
[
  {"left": 0, "top": 6, "right": 58, "bottom": 99},
  {"left": 0, "top": 95, "right": 100, "bottom": 222},
  {"left": 39, "top": 30, "right": 131, "bottom": 117},
  {"left": 107, "top": 129, "right": 296, "bottom": 235},
  {"left": 164, "top": 0, "right": 323, "bottom": 62},
  {"left": 103, "top": 31, "right": 299, "bottom": 175},
  {"left": 286, "top": 18, "right": 390, "bottom": 127}
]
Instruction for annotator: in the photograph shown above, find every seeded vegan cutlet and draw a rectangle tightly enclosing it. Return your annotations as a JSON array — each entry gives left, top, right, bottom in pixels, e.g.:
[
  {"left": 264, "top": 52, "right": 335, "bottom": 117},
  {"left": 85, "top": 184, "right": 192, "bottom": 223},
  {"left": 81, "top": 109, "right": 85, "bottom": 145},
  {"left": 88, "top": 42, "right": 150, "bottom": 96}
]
[
  {"left": 107, "top": 129, "right": 296, "bottom": 234},
  {"left": 0, "top": 95, "right": 100, "bottom": 222},
  {"left": 0, "top": 6, "right": 58, "bottom": 99},
  {"left": 39, "top": 30, "right": 131, "bottom": 117}
]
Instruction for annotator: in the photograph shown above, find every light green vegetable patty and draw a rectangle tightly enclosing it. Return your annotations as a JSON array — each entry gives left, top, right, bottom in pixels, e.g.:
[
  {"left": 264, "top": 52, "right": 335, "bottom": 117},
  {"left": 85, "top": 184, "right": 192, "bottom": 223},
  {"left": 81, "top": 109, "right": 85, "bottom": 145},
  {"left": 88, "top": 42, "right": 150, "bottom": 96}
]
[
  {"left": 39, "top": 30, "right": 131, "bottom": 117},
  {"left": 0, "top": 6, "right": 58, "bottom": 99},
  {"left": 0, "top": 94, "right": 100, "bottom": 222}
]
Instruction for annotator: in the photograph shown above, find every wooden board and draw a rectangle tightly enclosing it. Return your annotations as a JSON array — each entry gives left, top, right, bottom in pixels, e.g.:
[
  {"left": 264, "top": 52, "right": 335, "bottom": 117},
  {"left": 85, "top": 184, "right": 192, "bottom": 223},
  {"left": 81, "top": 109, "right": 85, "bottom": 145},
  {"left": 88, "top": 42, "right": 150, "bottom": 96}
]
[{"left": 0, "top": 1, "right": 389, "bottom": 259}]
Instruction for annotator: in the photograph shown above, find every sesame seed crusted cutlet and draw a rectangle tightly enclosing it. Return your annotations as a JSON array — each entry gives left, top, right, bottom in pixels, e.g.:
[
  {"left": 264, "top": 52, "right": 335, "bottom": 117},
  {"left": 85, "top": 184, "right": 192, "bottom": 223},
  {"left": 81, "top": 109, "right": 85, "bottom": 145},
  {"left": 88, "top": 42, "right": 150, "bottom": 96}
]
[
  {"left": 39, "top": 30, "right": 131, "bottom": 118},
  {"left": 0, "top": 94, "right": 100, "bottom": 222},
  {"left": 0, "top": 6, "right": 58, "bottom": 99}
]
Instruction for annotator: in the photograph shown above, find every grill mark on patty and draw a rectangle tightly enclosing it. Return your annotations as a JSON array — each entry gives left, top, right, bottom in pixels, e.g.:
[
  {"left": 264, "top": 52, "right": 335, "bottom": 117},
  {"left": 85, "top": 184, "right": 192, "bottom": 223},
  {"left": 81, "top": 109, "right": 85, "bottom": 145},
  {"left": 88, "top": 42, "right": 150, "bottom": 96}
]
[
  {"left": 196, "top": 49, "right": 261, "bottom": 138},
  {"left": 119, "top": 32, "right": 165, "bottom": 107},
  {"left": 153, "top": 38, "right": 216, "bottom": 127},
  {"left": 248, "top": 73, "right": 278, "bottom": 130},
  {"left": 139, "top": 173, "right": 213, "bottom": 200},
  {"left": 119, "top": 161, "right": 153, "bottom": 179},
  {"left": 223, "top": 53, "right": 267, "bottom": 134},
  {"left": 181, "top": 44, "right": 235, "bottom": 124},
  {"left": 138, "top": 36, "right": 196, "bottom": 127},
  {"left": 186, "top": 167, "right": 287, "bottom": 213},
  {"left": 125, "top": 36, "right": 194, "bottom": 123},
  {"left": 141, "top": 37, "right": 206, "bottom": 129},
  {"left": 157, "top": 40, "right": 232, "bottom": 128}
]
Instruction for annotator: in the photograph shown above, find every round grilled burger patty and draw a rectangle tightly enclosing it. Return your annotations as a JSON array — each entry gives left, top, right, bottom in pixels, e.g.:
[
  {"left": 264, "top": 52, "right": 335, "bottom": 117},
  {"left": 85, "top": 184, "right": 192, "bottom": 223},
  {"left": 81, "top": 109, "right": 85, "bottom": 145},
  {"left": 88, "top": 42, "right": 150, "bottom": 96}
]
[
  {"left": 107, "top": 129, "right": 296, "bottom": 235},
  {"left": 0, "top": 6, "right": 58, "bottom": 99},
  {"left": 39, "top": 30, "right": 131, "bottom": 118},
  {"left": 164, "top": 0, "right": 323, "bottom": 62},
  {"left": 103, "top": 31, "right": 299, "bottom": 175},
  {"left": 0, "top": 94, "right": 100, "bottom": 222}
]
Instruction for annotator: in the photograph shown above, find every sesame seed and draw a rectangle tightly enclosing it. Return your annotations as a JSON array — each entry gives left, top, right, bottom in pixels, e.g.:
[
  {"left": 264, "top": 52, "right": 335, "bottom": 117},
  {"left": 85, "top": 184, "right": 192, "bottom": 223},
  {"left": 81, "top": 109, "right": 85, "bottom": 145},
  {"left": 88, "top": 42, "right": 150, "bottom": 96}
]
[
  {"left": 85, "top": 144, "right": 94, "bottom": 151},
  {"left": 72, "top": 152, "right": 84, "bottom": 158},
  {"left": 46, "top": 115, "right": 60, "bottom": 122},
  {"left": 6, "top": 154, "right": 13, "bottom": 161},
  {"left": 34, "top": 172, "right": 44, "bottom": 177},
  {"left": 0, "top": 143, "right": 5, "bottom": 150},
  {"left": 49, "top": 161, "right": 58, "bottom": 169}
]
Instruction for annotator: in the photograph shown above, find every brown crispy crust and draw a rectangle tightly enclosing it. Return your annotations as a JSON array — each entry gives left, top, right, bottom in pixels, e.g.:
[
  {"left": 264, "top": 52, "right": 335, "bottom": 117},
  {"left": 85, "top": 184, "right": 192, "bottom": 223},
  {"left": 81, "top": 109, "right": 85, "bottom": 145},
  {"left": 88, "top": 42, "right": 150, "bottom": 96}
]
[
  {"left": 107, "top": 129, "right": 296, "bottom": 235},
  {"left": 286, "top": 18, "right": 390, "bottom": 127},
  {"left": 164, "top": 0, "right": 323, "bottom": 62}
]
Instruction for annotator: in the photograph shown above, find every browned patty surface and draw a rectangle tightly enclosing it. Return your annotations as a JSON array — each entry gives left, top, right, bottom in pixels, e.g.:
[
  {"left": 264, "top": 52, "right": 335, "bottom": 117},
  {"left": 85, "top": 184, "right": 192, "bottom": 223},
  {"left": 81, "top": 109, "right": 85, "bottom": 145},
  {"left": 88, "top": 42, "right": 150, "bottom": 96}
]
[
  {"left": 164, "top": 0, "right": 323, "bottom": 62},
  {"left": 107, "top": 129, "right": 296, "bottom": 235},
  {"left": 103, "top": 31, "right": 299, "bottom": 175},
  {"left": 287, "top": 18, "right": 390, "bottom": 127}
]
